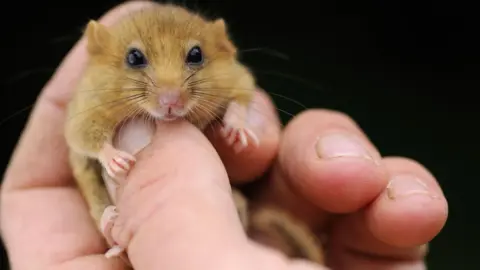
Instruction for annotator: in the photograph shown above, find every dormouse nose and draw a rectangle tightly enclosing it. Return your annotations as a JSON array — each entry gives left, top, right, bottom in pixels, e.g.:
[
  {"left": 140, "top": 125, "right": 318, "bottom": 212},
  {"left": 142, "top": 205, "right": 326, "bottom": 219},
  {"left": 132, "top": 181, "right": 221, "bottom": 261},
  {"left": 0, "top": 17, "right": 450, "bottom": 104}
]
[{"left": 158, "top": 90, "right": 184, "bottom": 107}]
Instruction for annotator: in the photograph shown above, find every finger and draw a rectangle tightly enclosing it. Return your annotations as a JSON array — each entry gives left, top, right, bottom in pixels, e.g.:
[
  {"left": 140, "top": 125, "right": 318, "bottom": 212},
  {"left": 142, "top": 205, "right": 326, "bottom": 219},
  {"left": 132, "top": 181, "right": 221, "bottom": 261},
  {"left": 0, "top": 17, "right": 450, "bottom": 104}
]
[
  {"left": 368, "top": 157, "right": 448, "bottom": 247},
  {"left": 110, "top": 121, "right": 249, "bottom": 270},
  {"left": 255, "top": 109, "right": 390, "bottom": 227},
  {"left": 205, "top": 89, "right": 281, "bottom": 183},
  {"left": 0, "top": 1, "right": 155, "bottom": 269},
  {"left": 326, "top": 157, "right": 448, "bottom": 269}
]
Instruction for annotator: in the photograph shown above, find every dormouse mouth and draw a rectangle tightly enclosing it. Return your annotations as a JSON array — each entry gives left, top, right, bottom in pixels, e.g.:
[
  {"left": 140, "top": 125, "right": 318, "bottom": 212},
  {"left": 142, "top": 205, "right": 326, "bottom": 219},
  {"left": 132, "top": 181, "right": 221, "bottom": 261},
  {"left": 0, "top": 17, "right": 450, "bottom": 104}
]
[
  {"left": 156, "top": 109, "right": 188, "bottom": 122},
  {"left": 162, "top": 114, "right": 180, "bottom": 121},
  {"left": 146, "top": 106, "right": 188, "bottom": 122}
]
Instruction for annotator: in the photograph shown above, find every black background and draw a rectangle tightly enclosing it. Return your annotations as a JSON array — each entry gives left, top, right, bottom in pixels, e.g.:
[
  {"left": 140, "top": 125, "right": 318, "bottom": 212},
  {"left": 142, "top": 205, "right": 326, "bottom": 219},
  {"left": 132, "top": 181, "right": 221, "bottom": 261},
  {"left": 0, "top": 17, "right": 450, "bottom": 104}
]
[{"left": 0, "top": 0, "right": 477, "bottom": 269}]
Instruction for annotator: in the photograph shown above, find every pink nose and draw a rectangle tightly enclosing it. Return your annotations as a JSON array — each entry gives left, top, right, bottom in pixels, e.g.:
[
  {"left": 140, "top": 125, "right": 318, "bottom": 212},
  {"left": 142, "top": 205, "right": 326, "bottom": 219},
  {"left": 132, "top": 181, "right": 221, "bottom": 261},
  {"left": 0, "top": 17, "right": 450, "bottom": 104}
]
[{"left": 158, "top": 91, "right": 183, "bottom": 107}]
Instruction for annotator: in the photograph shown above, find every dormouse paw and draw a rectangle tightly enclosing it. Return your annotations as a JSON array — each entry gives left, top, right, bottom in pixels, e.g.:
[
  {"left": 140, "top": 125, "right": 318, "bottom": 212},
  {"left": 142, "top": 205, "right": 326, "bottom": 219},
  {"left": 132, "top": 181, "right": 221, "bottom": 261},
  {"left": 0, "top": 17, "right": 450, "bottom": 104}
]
[
  {"left": 220, "top": 101, "right": 260, "bottom": 153},
  {"left": 105, "top": 245, "right": 125, "bottom": 258},
  {"left": 100, "top": 206, "right": 127, "bottom": 259},
  {"left": 99, "top": 143, "right": 136, "bottom": 183},
  {"left": 100, "top": 205, "right": 119, "bottom": 247}
]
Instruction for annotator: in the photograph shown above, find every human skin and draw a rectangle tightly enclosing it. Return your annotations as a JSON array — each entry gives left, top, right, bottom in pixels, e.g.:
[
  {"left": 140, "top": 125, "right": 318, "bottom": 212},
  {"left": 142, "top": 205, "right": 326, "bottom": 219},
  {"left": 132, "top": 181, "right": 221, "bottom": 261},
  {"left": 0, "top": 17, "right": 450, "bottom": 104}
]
[{"left": 0, "top": 1, "right": 448, "bottom": 270}]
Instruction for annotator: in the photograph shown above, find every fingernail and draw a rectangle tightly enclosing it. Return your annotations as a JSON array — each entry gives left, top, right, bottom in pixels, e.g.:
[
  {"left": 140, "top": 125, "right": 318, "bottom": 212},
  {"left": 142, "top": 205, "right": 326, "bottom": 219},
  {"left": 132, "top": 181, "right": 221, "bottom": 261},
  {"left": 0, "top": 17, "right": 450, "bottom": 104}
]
[
  {"left": 386, "top": 174, "right": 438, "bottom": 200},
  {"left": 315, "top": 133, "right": 376, "bottom": 162}
]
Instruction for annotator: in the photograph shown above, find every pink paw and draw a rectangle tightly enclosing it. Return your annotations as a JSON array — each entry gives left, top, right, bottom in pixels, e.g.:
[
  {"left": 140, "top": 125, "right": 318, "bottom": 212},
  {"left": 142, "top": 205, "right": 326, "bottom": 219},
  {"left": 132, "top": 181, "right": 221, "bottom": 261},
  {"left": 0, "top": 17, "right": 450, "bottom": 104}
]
[
  {"left": 100, "top": 206, "right": 126, "bottom": 258},
  {"left": 100, "top": 205, "right": 118, "bottom": 246},
  {"left": 220, "top": 101, "right": 260, "bottom": 153},
  {"left": 99, "top": 143, "right": 136, "bottom": 183}
]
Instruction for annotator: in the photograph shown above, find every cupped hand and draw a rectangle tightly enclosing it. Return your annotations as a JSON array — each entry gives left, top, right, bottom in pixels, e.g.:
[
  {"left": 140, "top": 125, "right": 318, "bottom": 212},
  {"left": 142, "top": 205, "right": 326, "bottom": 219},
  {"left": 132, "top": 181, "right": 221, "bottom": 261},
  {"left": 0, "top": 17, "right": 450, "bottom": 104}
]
[{"left": 0, "top": 1, "right": 448, "bottom": 270}]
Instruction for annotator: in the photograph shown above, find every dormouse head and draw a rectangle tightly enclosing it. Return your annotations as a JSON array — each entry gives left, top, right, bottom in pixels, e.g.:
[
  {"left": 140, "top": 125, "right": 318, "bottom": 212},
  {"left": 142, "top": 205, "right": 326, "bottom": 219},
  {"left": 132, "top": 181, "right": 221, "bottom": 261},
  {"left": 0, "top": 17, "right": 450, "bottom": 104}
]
[{"left": 84, "top": 5, "right": 253, "bottom": 124}]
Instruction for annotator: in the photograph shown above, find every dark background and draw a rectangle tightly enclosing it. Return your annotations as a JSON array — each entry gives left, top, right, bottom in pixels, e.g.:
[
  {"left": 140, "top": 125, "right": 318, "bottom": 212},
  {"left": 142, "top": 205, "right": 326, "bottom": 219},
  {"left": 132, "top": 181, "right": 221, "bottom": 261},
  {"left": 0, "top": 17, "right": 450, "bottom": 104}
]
[{"left": 0, "top": 0, "right": 477, "bottom": 268}]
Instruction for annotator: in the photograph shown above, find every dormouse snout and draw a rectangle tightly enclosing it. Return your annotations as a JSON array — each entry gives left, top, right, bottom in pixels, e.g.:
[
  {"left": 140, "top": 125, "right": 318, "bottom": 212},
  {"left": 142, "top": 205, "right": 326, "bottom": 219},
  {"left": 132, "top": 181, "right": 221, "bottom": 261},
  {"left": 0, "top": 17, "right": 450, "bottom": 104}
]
[
  {"left": 154, "top": 89, "right": 188, "bottom": 120},
  {"left": 158, "top": 90, "right": 184, "bottom": 108}
]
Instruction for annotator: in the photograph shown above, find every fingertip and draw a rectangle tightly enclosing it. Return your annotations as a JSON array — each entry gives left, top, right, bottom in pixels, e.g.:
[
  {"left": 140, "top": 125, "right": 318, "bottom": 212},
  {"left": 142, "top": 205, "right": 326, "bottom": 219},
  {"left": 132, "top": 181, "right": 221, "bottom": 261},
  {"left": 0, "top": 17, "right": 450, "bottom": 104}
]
[
  {"left": 366, "top": 157, "right": 448, "bottom": 247},
  {"left": 277, "top": 109, "right": 389, "bottom": 213},
  {"left": 315, "top": 159, "right": 445, "bottom": 263},
  {"left": 367, "top": 191, "right": 447, "bottom": 247},
  {"left": 111, "top": 120, "right": 249, "bottom": 269}
]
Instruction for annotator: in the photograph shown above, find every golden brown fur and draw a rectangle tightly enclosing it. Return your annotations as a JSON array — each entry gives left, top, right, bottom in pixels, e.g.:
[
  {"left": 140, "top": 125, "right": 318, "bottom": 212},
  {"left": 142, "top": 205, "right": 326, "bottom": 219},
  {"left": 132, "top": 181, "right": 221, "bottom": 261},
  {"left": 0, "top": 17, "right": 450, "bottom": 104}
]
[
  {"left": 65, "top": 5, "right": 255, "bottom": 158},
  {"left": 247, "top": 206, "right": 324, "bottom": 263},
  {"left": 64, "top": 3, "right": 323, "bottom": 265}
]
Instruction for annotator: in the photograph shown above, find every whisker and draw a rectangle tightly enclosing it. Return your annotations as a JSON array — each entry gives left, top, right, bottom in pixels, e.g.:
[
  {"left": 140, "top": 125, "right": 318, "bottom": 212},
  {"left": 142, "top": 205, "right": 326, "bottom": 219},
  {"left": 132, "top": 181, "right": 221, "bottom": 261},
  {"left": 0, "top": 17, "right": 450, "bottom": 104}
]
[
  {"left": 238, "top": 47, "right": 290, "bottom": 61},
  {"left": 192, "top": 102, "right": 223, "bottom": 129},
  {"left": 191, "top": 82, "right": 308, "bottom": 110},
  {"left": 250, "top": 69, "right": 325, "bottom": 92},
  {"left": 76, "top": 88, "right": 146, "bottom": 94},
  {"left": 183, "top": 54, "right": 226, "bottom": 87},
  {"left": 263, "top": 92, "right": 307, "bottom": 109},
  {"left": 139, "top": 70, "right": 158, "bottom": 89},
  {"left": 0, "top": 104, "right": 34, "bottom": 127},
  {"left": 122, "top": 76, "right": 148, "bottom": 86},
  {"left": 190, "top": 92, "right": 232, "bottom": 100},
  {"left": 183, "top": 68, "right": 203, "bottom": 87},
  {"left": 185, "top": 106, "right": 199, "bottom": 128},
  {"left": 0, "top": 86, "right": 147, "bottom": 128},
  {"left": 70, "top": 95, "right": 148, "bottom": 134},
  {"left": 6, "top": 67, "right": 54, "bottom": 85},
  {"left": 191, "top": 96, "right": 229, "bottom": 126},
  {"left": 67, "top": 94, "right": 147, "bottom": 122},
  {"left": 274, "top": 107, "right": 296, "bottom": 118},
  {"left": 187, "top": 73, "right": 237, "bottom": 87},
  {"left": 116, "top": 105, "right": 139, "bottom": 137},
  {"left": 186, "top": 62, "right": 325, "bottom": 96},
  {"left": 117, "top": 102, "right": 147, "bottom": 136},
  {"left": 178, "top": 56, "right": 306, "bottom": 124},
  {"left": 132, "top": 102, "right": 150, "bottom": 128},
  {"left": 190, "top": 95, "right": 229, "bottom": 112},
  {"left": 194, "top": 100, "right": 224, "bottom": 118},
  {"left": 192, "top": 90, "right": 297, "bottom": 121}
]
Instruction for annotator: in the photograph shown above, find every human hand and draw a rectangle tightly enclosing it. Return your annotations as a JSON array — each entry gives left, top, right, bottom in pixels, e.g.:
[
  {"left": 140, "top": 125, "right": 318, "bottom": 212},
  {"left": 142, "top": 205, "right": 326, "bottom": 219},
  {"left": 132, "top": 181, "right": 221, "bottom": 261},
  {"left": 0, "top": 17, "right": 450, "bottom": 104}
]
[{"left": 0, "top": 1, "right": 448, "bottom": 270}]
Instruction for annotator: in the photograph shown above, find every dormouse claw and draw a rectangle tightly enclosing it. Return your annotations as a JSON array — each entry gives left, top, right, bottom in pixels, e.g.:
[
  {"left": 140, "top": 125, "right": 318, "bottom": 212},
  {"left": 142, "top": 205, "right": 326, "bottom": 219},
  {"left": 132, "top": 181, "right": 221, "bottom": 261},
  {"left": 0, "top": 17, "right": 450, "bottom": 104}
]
[
  {"left": 99, "top": 143, "right": 136, "bottom": 183},
  {"left": 221, "top": 101, "right": 260, "bottom": 153},
  {"left": 105, "top": 245, "right": 125, "bottom": 258},
  {"left": 100, "top": 206, "right": 129, "bottom": 261},
  {"left": 100, "top": 205, "right": 118, "bottom": 246}
]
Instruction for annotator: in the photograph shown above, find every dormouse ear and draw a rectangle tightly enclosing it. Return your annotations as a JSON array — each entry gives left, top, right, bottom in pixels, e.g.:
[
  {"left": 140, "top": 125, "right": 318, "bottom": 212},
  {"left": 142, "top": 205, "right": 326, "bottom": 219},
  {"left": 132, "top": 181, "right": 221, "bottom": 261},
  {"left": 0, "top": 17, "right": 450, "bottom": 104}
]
[
  {"left": 212, "top": 18, "right": 227, "bottom": 34},
  {"left": 85, "top": 20, "right": 111, "bottom": 55},
  {"left": 211, "top": 18, "right": 236, "bottom": 54}
]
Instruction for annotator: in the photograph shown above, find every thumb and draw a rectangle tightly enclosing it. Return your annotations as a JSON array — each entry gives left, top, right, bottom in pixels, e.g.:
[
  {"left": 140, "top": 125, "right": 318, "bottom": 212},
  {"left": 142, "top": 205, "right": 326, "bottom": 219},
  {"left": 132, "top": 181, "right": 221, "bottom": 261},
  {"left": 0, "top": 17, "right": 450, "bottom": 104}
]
[{"left": 110, "top": 120, "right": 248, "bottom": 269}]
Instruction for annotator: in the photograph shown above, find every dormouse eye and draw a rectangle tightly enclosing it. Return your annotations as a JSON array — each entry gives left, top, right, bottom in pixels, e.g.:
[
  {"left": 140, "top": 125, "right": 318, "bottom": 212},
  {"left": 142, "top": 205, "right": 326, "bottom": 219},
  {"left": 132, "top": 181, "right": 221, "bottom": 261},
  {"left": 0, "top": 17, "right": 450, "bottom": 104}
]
[
  {"left": 126, "top": 48, "right": 147, "bottom": 68},
  {"left": 186, "top": 45, "right": 204, "bottom": 66}
]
